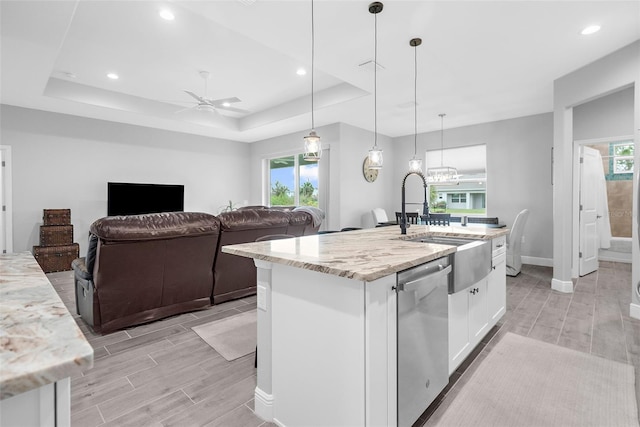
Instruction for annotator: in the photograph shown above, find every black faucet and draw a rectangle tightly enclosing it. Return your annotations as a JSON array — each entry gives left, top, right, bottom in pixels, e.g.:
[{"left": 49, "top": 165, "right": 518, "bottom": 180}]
[{"left": 400, "top": 171, "right": 429, "bottom": 235}]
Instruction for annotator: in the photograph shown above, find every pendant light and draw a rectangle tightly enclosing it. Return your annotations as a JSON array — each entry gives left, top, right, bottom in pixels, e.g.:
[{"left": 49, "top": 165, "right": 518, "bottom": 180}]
[
  {"left": 367, "top": 2, "right": 383, "bottom": 169},
  {"left": 408, "top": 38, "right": 422, "bottom": 173},
  {"left": 303, "top": 0, "right": 321, "bottom": 161},
  {"left": 427, "top": 113, "right": 459, "bottom": 185}
]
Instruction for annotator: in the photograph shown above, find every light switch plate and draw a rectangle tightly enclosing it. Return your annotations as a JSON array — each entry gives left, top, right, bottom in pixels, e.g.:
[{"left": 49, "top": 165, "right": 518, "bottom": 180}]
[{"left": 257, "top": 285, "right": 267, "bottom": 311}]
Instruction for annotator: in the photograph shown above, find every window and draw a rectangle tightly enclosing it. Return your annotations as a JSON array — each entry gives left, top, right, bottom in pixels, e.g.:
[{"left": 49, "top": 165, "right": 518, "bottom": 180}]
[
  {"left": 451, "top": 193, "right": 466, "bottom": 203},
  {"left": 612, "top": 142, "right": 634, "bottom": 174},
  {"left": 269, "top": 154, "right": 319, "bottom": 207},
  {"left": 426, "top": 144, "right": 486, "bottom": 214}
]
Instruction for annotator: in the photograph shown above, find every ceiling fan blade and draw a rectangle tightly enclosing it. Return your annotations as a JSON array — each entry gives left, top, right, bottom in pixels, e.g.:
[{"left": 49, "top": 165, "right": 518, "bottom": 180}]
[
  {"left": 174, "top": 106, "right": 196, "bottom": 114},
  {"left": 208, "top": 97, "right": 242, "bottom": 106},
  {"left": 219, "top": 106, "right": 250, "bottom": 114},
  {"left": 184, "top": 90, "right": 205, "bottom": 103}
]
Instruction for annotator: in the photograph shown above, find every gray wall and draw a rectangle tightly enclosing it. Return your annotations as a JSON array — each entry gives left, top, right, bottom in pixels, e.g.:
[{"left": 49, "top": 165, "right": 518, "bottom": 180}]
[
  {"left": 249, "top": 122, "right": 395, "bottom": 231},
  {"left": 392, "top": 113, "right": 554, "bottom": 261},
  {"left": 574, "top": 86, "right": 635, "bottom": 140},
  {"left": 1, "top": 105, "right": 251, "bottom": 256}
]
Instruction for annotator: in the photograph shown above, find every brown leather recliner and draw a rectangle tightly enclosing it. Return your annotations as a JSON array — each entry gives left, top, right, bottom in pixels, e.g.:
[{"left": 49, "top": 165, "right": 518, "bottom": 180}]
[
  {"left": 213, "top": 209, "right": 291, "bottom": 304},
  {"left": 212, "top": 208, "right": 321, "bottom": 304},
  {"left": 72, "top": 212, "right": 220, "bottom": 334}
]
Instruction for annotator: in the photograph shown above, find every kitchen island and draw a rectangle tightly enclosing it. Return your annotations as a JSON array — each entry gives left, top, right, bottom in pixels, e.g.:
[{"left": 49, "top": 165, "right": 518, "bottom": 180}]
[
  {"left": 0, "top": 252, "right": 94, "bottom": 427},
  {"left": 223, "top": 225, "right": 508, "bottom": 427}
]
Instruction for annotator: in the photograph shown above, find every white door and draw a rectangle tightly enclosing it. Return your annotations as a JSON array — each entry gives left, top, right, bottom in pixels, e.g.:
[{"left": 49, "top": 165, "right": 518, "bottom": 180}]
[{"left": 579, "top": 146, "right": 600, "bottom": 276}]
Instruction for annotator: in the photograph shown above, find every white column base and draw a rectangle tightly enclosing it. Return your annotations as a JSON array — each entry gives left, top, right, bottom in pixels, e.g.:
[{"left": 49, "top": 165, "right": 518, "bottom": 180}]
[
  {"left": 254, "top": 386, "right": 274, "bottom": 422},
  {"left": 630, "top": 303, "right": 640, "bottom": 321},
  {"left": 551, "top": 278, "right": 574, "bottom": 293}
]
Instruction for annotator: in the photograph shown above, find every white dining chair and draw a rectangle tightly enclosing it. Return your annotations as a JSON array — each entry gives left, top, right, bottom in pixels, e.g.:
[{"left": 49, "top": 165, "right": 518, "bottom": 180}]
[
  {"left": 371, "top": 208, "right": 389, "bottom": 225},
  {"left": 506, "top": 209, "right": 530, "bottom": 276}
]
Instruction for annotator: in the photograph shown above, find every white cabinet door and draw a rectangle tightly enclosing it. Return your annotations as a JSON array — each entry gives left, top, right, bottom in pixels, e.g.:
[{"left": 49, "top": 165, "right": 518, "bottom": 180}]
[
  {"left": 487, "top": 251, "right": 506, "bottom": 327},
  {"left": 448, "top": 290, "right": 470, "bottom": 375},
  {"left": 468, "top": 278, "right": 488, "bottom": 346}
]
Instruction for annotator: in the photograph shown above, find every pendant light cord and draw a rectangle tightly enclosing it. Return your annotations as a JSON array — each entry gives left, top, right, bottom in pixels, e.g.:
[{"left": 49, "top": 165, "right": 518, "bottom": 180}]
[
  {"left": 373, "top": 9, "right": 378, "bottom": 148},
  {"left": 440, "top": 113, "right": 445, "bottom": 166},
  {"left": 413, "top": 44, "right": 417, "bottom": 157},
  {"left": 311, "top": 0, "right": 315, "bottom": 130}
]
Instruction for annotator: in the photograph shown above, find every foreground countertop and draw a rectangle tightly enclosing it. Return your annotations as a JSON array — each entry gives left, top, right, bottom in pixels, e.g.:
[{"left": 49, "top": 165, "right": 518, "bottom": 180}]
[
  {"left": 222, "top": 224, "right": 509, "bottom": 282},
  {"left": 0, "top": 252, "right": 94, "bottom": 400}
]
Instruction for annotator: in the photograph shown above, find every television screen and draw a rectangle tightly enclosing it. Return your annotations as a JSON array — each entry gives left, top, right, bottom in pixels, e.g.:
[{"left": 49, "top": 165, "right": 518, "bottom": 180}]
[{"left": 107, "top": 182, "right": 184, "bottom": 216}]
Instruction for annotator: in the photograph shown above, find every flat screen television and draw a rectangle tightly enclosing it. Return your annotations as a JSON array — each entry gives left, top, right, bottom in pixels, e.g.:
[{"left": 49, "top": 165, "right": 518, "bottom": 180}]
[{"left": 107, "top": 182, "right": 184, "bottom": 216}]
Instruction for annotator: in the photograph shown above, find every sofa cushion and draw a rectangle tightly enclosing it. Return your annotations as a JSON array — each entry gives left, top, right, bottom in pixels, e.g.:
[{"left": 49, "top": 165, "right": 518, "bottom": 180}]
[
  {"left": 218, "top": 209, "right": 290, "bottom": 231},
  {"left": 90, "top": 212, "right": 220, "bottom": 241}
]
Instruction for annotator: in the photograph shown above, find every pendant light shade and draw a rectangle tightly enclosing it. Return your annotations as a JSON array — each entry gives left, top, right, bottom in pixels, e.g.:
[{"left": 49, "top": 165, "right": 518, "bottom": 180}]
[
  {"left": 303, "top": 0, "right": 321, "bottom": 161},
  {"left": 367, "top": 1, "right": 384, "bottom": 170},
  {"left": 408, "top": 37, "right": 422, "bottom": 173},
  {"left": 427, "top": 113, "right": 459, "bottom": 185}
]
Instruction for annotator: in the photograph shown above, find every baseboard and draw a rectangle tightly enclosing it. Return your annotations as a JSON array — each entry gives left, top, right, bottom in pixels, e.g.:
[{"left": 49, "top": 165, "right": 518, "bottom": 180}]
[
  {"left": 630, "top": 303, "right": 640, "bottom": 321},
  {"left": 254, "top": 386, "right": 274, "bottom": 422},
  {"left": 551, "top": 278, "right": 574, "bottom": 293},
  {"left": 522, "top": 256, "right": 553, "bottom": 267}
]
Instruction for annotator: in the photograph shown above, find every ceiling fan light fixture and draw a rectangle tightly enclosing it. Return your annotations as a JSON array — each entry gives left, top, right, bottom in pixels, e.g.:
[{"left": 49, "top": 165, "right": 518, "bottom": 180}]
[
  {"left": 581, "top": 24, "right": 601, "bottom": 35},
  {"left": 159, "top": 9, "right": 175, "bottom": 21}
]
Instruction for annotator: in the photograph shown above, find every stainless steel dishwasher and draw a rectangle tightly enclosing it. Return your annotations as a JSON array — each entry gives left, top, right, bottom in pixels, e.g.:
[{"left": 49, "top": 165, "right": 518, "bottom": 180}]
[{"left": 396, "top": 256, "right": 451, "bottom": 427}]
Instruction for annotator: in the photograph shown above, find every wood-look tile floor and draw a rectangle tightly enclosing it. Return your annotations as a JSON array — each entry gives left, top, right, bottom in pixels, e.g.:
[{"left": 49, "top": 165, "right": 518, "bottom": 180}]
[
  {"left": 48, "top": 261, "right": 639, "bottom": 427},
  {"left": 419, "top": 262, "right": 640, "bottom": 426}
]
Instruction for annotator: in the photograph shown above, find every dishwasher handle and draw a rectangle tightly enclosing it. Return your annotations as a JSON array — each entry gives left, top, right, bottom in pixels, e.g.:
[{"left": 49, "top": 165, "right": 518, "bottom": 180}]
[{"left": 397, "top": 265, "right": 452, "bottom": 293}]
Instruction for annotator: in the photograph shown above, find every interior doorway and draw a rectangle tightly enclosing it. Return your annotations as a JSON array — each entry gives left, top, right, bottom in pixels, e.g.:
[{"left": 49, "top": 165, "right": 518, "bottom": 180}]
[
  {"left": 574, "top": 137, "right": 634, "bottom": 273},
  {"left": 0, "top": 145, "right": 13, "bottom": 254}
]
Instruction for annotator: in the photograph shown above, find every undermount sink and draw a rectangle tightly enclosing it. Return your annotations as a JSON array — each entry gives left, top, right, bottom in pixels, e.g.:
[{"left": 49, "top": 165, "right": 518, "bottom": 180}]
[{"left": 409, "top": 235, "right": 492, "bottom": 293}]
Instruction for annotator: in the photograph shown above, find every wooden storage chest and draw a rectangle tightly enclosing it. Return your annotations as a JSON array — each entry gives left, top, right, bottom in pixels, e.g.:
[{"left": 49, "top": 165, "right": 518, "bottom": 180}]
[
  {"left": 39, "top": 225, "right": 74, "bottom": 247},
  {"left": 43, "top": 209, "right": 71, "bottom": 225},
  {"left": 33, "top": 243, "right": 79, "bottom": 273}
]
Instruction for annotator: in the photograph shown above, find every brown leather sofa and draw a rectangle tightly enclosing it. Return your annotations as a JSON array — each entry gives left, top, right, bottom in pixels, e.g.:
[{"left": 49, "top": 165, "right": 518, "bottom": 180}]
[
  {"left": 73, "top": 208, "right": 321, "bottom": 333},
  {"left": 213, "top": 209, "right": 319, "bottom": 303},
  {"left": 73, "top": 212, "right": 221, "bottom": 334}
]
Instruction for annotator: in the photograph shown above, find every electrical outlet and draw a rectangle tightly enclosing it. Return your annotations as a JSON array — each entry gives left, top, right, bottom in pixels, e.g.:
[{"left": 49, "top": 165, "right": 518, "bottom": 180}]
[
  {"left": 257, "top": 285, "right": 267, "bottom": 311},
  {"left": 521, "top": 236, "right": 525, "bottom": 244}
]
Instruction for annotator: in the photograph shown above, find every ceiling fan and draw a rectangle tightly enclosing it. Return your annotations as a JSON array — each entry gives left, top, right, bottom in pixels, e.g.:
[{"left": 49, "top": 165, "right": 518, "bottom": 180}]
[{"left": 176, "top": 70, "right": 248, "bottom": 115}]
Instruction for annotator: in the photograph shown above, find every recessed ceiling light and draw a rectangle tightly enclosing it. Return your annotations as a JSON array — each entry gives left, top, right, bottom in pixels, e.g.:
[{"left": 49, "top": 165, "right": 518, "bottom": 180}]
[
  {"left": 581, "top": 25, "right": 601, "bottom": 35},
  {"left": 296, "top": 68, "right": 307, "bottom": 76},
  {"left": 222, "top": 102, "right": 231, "bottom": 107},
  {"left": 159, "top": 8, "right": 175, "bottom": 21},
  {"left": 107, "top": 73, "right": 119, "bottom": 80}
]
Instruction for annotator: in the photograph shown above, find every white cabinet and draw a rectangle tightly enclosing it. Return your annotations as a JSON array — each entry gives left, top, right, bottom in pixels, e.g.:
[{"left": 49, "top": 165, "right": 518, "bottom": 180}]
[
  {"left": 448, "top": 277, "right": 488, "bottom": 375},
  {"left": 487, "top": 235, "right": 507, "bottom": 327},
  {"left": 448, "top": 236, "right": 507, "bottom": 375}
]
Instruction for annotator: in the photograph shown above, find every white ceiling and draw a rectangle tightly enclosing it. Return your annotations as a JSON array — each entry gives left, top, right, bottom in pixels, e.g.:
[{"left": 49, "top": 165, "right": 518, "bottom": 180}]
[{"left": 1, "top": 0, "right": 639, "bottom": 143}]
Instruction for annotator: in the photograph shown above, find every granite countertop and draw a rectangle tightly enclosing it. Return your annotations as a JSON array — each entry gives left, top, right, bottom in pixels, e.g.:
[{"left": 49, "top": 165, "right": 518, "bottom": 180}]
[
  {"left": 0, "top": 252, "right": 94, "bottom": 400},
  {"left": 222, "top": 224, "right": 509, "bottom": 282}
]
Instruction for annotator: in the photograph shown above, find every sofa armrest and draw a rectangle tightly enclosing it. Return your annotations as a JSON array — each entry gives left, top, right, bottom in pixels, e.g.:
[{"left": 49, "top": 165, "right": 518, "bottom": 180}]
[{"left": 72, "top": 257, "right": 92, "bottom": 280}]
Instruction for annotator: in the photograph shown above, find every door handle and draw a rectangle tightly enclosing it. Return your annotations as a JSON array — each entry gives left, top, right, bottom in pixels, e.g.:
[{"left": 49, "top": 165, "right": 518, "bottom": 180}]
[{"left": 397, "top": 265, "right": 452, "bottom": 293}]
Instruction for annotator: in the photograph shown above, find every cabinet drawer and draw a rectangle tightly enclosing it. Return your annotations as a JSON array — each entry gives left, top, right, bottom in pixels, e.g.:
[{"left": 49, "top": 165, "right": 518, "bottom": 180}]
[{"left": 492, "top": 235, "right": 506, "bottom": 256}]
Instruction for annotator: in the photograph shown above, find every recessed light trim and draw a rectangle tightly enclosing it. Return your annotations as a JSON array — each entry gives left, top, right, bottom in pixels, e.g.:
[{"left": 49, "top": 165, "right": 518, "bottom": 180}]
[
  {"left": 107, "top": 73, "right": 119, "bottom": 80},
  {"left": 581, "top": 25, "right": 601, "bottom": 35},
  {"left": 222, "top": 102, "right": 231, "bottom": 107},
  {"left": 296, "top": 68, "right": 307, "bottom": 76},
  {"left": 159, "top": 9, "right": 175, "bottom": 21}
]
